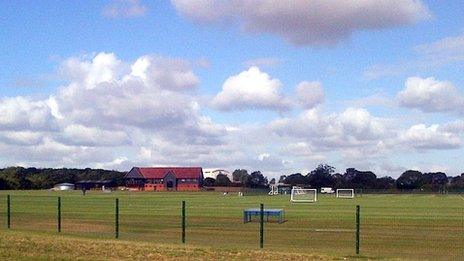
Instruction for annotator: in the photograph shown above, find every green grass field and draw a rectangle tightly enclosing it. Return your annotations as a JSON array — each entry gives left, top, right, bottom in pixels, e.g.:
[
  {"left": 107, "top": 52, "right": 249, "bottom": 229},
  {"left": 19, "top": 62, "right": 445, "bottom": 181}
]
[{"left": 0, "top": 190, "right": 462, "bottom": 260}]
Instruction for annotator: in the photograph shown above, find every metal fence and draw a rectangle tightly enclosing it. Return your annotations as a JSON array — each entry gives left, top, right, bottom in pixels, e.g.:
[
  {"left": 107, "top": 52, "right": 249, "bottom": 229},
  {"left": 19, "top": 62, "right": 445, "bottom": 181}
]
[{"left": 0, "top": 191, "right": 462, "bottom": 260}]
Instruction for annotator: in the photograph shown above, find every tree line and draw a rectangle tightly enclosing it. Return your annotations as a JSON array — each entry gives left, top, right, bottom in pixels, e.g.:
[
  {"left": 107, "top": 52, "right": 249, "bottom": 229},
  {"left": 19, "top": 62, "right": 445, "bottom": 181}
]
[
  {"left": 0, "top": 165, "right": 463, "bottom": 190},
  {"left": 208, "top": 164, "right": 464, "bottom": 190},
  {"left": 0, "top": 167, "right": 125, "bottom": 190},
  {"left": 204, "top": 169, "right": 269, "bottom": 188},
  {"left": 277, "top": 165, "right": 464, "bottom": 190}
]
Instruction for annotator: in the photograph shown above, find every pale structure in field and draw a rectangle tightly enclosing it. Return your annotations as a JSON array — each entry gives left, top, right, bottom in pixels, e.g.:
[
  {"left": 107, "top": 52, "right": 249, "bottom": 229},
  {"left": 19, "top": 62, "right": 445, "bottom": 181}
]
[{"left": 203, "top": 168, "right": 232, "bottom": 180}]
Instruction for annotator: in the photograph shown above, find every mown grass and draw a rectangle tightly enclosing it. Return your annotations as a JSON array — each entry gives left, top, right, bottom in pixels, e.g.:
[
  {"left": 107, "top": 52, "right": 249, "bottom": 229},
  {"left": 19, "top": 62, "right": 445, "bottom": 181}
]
[{"left": 0, "top": 190, "right": 462, "bottom": 260}]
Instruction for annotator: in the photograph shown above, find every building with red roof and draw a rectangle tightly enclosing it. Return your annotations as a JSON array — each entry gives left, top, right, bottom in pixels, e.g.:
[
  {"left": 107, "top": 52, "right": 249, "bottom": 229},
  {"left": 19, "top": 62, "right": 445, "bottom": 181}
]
[{"left": 125, "top": 167, "right": 204, "bottom": 191}]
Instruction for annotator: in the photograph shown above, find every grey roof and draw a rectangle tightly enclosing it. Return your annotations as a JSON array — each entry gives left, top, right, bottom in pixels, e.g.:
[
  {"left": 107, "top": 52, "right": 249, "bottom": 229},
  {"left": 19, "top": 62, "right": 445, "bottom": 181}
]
[{"left": 54, "top": 183, "right": 75, "bottom": 186}]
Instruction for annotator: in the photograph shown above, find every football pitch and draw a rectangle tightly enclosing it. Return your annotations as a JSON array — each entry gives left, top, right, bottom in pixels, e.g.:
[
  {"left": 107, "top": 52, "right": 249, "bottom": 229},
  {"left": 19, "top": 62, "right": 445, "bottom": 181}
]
[{"left": 0, "top": 190, "right": 462, "bottom": 260}]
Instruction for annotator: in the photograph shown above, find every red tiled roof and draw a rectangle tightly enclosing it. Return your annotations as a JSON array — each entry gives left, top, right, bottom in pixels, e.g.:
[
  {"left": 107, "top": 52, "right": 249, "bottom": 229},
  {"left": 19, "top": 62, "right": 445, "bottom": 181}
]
[{"left": 137, "top": 167, "right": 203, "bottom": 179}]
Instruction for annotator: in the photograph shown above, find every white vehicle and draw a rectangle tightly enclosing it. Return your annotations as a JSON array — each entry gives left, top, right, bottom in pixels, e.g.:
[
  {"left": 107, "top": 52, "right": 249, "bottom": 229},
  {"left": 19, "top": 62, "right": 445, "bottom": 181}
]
[
  {"left": 336, "top": 189, "right": 355, "bottom": 199},
  {"left": 321, "top": 187, "right": 335, "bottom": 194},
  {"left": 290, "top": 188, "right": 317, "bottom": 203}
]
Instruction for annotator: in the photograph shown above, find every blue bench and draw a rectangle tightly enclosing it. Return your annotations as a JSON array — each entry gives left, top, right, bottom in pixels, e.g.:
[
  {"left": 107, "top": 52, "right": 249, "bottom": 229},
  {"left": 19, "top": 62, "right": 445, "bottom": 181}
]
[{"left": 243, "top": 208, "right": 285, "bottom": 223}]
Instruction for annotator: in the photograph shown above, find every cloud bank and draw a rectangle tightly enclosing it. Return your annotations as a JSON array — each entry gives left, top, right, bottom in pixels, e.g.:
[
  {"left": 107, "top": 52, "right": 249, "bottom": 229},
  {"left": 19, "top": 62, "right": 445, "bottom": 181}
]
[{"left": 171, "top": 0, "right": 430, "bottom": 46}]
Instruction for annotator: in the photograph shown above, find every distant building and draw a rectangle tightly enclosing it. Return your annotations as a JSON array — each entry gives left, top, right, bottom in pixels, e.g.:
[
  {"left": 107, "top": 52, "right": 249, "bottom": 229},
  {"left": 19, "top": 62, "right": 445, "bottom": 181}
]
[
  {"left": 203, "top": 168, "right": 232, "bottom": 180},
  {"left": 75, "top": 180, "right": 116, "bottom": 190},
  {"left": 53, "top": 183, "right": 75, "bottom": 191},
  {"left": 125, "top": 167, "right": 203, "bottom": 191}
]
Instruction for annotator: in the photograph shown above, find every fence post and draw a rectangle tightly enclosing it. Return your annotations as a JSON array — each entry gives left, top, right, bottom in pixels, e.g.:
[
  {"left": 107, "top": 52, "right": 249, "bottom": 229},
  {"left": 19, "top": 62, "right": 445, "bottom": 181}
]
[
  {"left": 7, "top": 195, "right": 11, "bottom": 229},
  {"left": 182, "top": 201, "right": 186, "bottom": 243},
  {"left": 356, "top": 205, "right": 360, "bottom": 255},
  {"left": 115, "top": 198, "right": 119, "bottom": 239},
  {"left": 260, "top": 203, "right": 264, "bottom": 249},
  {"left": 57, "top": 197, "right": 61, "bottom": 233}
]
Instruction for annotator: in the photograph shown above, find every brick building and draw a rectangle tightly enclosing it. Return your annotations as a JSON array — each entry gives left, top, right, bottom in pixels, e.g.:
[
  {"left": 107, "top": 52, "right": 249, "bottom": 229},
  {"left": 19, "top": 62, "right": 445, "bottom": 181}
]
[{"left": 125, "top": 167, "right": 203, "bottom": 191}]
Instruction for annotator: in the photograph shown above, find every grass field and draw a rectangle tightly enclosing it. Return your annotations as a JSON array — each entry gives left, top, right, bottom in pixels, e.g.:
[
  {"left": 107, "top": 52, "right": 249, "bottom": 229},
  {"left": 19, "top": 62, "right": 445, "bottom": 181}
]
[{"left": 0, "top": 190, "right": 462, "bottom": 260}]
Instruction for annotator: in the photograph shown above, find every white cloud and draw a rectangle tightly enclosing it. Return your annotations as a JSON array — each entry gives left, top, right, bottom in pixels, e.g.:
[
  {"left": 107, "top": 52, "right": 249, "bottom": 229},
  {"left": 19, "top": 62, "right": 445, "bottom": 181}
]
[
  {"left": 270, "top": 107, "right": 389, "bottom": 149},
  {"left": 397, "top": 77, "right": 464, "bottom": 113},
  {"left": 414, "top": 34, "right": 464, "bottom": 60},
  {"left": 2, "top": 51, "right": 464, "bottom": 177},
  {"left": 102, "top": 0, "right": 147, "bottom": 19},
  {"left": 0, "top": 52, "right": 227, "bottom": 168},
  {"left": 55, "top": 53, "right": 219, "bottom": 146},
  {"left": 400, "top": 124, "right": 461, "bottom": 150},
  {"left": 59, "top": 124, "right": 130, "bottom": 147},
  {"left": 59, "top": 52, "right": 122, "bottom": 89},
  {"left": 364, "top": 34, "right": 464, "bottom": 79},
  {"left": 171, "top": 0, "right": 430, "bottom": 46},
  {"left": 212, "top": 66, "right": 290, "bottom": 111},
  {"left": 296, "top": 81, "right": 324, "bottom": 109},
  {"left": 0, "top": 97, "right": 57, "bottom": 131},
  {"left": 441, "top": 120, "right": 464, "bottom": 134},
  {"left": 280, "top": 142, "right": 326, "bottom": 161},
  {"left": 0, "top": 131, "right": 44, "bottom": 146},
  {"left": 0, "top": 138, "right": 114, "bottom": 166}
]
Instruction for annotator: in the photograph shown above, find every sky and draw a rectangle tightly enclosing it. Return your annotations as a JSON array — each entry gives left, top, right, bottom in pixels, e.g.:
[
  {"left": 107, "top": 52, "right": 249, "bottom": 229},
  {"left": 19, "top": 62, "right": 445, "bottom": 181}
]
[{"left": 1, "top": 0, "right": 464, "bottom": 178}]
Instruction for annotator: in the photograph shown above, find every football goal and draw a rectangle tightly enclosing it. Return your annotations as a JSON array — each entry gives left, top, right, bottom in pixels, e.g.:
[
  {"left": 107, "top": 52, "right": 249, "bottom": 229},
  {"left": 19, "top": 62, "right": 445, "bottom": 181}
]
[
  {"left": 336, "top": 189, "right": 355, "bottom": 198},
  {"left": 290, "top": 188, "right": 317, "bottom": 203},
  {"left": 268, "top": 185, "right": 278, "bottom": 195}
]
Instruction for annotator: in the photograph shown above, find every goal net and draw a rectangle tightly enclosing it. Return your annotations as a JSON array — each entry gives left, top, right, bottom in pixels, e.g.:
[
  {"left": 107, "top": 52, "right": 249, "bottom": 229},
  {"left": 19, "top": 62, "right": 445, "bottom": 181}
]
[
  {"left": 291, "top": 188, "right": 317, "bottom": 203},
  {"left": 336, "top": 189, "right": 354, "bottom": 198}
]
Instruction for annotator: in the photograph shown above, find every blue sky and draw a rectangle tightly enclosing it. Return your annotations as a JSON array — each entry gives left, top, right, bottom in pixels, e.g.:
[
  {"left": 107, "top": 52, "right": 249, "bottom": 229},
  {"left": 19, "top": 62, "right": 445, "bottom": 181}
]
[{"left": 1, "top": 0, "right": 464, "bottom": 178}]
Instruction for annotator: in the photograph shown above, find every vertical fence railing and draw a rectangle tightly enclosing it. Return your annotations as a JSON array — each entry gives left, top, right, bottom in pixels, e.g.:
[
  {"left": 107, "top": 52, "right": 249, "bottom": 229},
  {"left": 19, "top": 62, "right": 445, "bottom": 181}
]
[
  {"left": 115, "top": 198, "right": 119, "bottom": 239},
  {"left": 182, "top": 201, "right": 186, "bottom": 243},
  {"left": 260, "top": 203, "right": 264, "bottom": 249},
  {"left": 7, "top": 194, "right": 11, "bottom": 229},
  {"left": 57, "top": 197, "right": 61, "bottom": 233},
  {"left": 356, "top": 205, "right": 360, "bottom": 255}
]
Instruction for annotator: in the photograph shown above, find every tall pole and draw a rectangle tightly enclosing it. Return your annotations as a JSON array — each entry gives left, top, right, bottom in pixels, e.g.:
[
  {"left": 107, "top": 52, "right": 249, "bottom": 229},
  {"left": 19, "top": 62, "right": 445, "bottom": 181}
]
[
  {"left": 57, "top": 197, "right": 61, "bottom": 233},
  {"left": 182, "top": 201, "right": 186, "bottom": 243},
  {"left": 7, "top": 195, "right": 10, "bottom": 229},
  {"left": 260, "top": 203, "right": 264, "bottom": 249},
  {"left": 356, "top": 205, "right": 360, "bottom": 255},
  {"left": 115, "top": 198, "right": 119, "bottom": 239}
]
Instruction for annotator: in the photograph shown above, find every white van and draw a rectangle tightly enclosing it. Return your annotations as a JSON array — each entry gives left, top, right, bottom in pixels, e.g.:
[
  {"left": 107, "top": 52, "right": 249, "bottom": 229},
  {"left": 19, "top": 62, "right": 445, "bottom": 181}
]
[{"left": 321, "top": 187, "right": 335, "bottom": 194}]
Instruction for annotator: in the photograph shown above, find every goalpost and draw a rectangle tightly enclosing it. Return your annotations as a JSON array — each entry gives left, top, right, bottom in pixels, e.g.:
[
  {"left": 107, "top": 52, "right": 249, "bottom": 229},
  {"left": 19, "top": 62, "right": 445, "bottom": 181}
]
[
  {"left": 290, "top": 188, "right": 317, "bottom": 203},
  {"left": 268, "top": 185, "right": 278, "bottom": 195},
  {"left": 336, "top": 189, "right": 355, "bottom": 199}
]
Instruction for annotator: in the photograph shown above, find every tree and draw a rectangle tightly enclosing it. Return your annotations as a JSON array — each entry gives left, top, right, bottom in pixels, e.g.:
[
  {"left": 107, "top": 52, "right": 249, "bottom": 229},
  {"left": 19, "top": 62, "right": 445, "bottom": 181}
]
[
  {"left": 282, "top": 173, "right": 308, "bottom": 186},
  {"left": 214, "top": 174, "right": 231, "bottom": 186},
  {"left": 203, "top": 177, "right": 215, "bottom": 187},
  {"left": 344, "top": 168, "right": 377, "bottom": 189},
  {"left": 374, "top": 176, "right": 396, "bottom": 189},
  {"left": 332, "top": 173, "right": 345, "bottom": 188},
  {"left": 396, "top": 170, "right": 423, "bottom": 189},
  {"left": 449, "top": 174, "right": 464, "bottom": 189},
  {"left": 232, "top": 169, "right": 250, "bottom": 186},
  {"left": 269, "top": 178, "right": 276, "bottom": 184},
  {"left": 421, "top": 172, "right": 448, "bottom": 190},
  {"left": 307, "top": 164, "right": 335, "bottom": 189},
  {"left": 249, "top": 171, "right": 268, "bottom": 188},
  {"left": 0, "top": 177, "right": 8, "bottom": 190}
]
